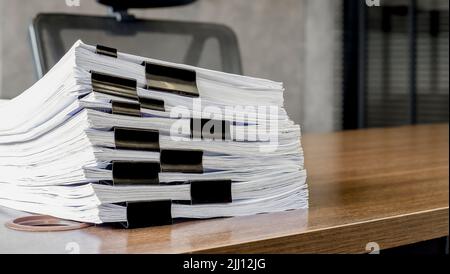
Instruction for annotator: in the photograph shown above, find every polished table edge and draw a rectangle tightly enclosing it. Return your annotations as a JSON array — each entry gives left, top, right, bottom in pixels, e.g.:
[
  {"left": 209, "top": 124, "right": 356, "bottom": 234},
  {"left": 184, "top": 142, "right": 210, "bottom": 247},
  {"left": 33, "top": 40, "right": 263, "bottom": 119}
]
[{"left": 189, "top": 207, "right": 449, "bottom": 254}]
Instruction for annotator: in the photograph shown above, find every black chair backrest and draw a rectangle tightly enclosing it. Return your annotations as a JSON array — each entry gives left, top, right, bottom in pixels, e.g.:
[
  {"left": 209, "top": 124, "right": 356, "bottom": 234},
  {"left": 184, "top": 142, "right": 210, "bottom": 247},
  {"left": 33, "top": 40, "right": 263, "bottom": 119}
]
[
  {"left": 97, "top": 0, "right": 197, "bottom": 10},
  {"left": 29, "top": 4, "right": 242, "bottom": 78}
]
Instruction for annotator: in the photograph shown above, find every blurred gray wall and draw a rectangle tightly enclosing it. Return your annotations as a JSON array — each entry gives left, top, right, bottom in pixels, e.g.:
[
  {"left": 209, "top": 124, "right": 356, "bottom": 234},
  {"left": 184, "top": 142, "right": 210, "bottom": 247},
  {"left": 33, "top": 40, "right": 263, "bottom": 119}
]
[{"left": 0, "top": 0, "right": 340, "bottom": 132}]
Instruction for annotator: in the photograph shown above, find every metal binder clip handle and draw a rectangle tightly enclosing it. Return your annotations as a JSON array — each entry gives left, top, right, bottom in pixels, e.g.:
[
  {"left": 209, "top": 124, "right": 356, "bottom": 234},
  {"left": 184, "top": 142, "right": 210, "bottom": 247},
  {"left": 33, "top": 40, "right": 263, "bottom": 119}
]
[
  {"left": 144, "top": 62, "right": 199, "bottom": 97},
  {"left": 112, "top": 101, "right": 142, "bottom": 117},
  {"left": 190, "top": 118, "right": 231, "bottom": 140},
  {"left": 114, "top": 127, "right": 160, "bottom": 152},
  {"left": 190, "top": 180, "right": 232, "bottom": 204},
  {"left": 96, "top": 44, "right": 118, "bottom": 58},
  {"left": 91, "top": 71, "right": 138, "bottom": 100},
  {"left": 160, "top": 149, "right": 204, "bottom": 173},
  {"left": 112, "top": 161, "right": 161, "bottom": 185},
  {"left": 122, "top": 200, "right": 173, "bottom": 229}
]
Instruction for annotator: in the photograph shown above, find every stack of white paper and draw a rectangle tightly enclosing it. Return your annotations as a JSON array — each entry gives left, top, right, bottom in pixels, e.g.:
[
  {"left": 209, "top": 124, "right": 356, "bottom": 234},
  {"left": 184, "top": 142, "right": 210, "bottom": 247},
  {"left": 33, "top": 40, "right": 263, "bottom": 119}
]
[{"left": 0, "top": 41, "right": 307, "bottom": 227}]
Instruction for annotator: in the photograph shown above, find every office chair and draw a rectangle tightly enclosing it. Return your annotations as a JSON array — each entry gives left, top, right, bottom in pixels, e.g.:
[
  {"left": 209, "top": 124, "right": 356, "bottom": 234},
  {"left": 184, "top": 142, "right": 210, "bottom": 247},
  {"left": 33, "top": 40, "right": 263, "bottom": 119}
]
[{"left": 29, "top": 0, "right": 242, "bottom": 79}]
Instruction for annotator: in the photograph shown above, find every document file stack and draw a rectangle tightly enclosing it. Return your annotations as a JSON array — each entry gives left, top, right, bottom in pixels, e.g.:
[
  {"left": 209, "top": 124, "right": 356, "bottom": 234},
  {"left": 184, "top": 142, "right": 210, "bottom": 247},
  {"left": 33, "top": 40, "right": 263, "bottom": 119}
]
[{"left": 0, "top": 41, "right": 307, "bottom": 228}]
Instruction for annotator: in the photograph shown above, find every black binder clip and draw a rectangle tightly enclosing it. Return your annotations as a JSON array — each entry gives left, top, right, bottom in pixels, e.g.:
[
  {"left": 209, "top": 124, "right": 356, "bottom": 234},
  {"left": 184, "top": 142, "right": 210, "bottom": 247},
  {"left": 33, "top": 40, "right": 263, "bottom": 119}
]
[
  {"left": 91, "top": 70, "right": 168, "bottom": 113},
  {"left": 160, "top": 149, "right": 203, "bottom": 173},
  {"left": 91, "top": 71, "right": 138, "bottom": 100},
  {"left": 143, "top": 61, "right": 199, "bottom": 97},
  {"left": 190, "top": 118, "right": 231, "bottom": 140},
  {"left": 122, "top": 200, "right": 173, "bottom": 229},
  {"left": 95, "top": 45, "right": 118, "bottom": 58},
  {"left": 112, "top": 161, "right": 160, "bottom": 185},
  {"left": 111, "top": 97, "right": 166, "bottom": 115},
  {"left": 190, "top": 180, "right": 232, "bottom": 205},
  {"left": 139, "top": 97, "right": 166, "bottom": 112},
  {"left": 111, "top": 101, "right": 142, "bottom": 117},
  {"left": 114, "top": 127, "right": 160, "bottom": 152}
]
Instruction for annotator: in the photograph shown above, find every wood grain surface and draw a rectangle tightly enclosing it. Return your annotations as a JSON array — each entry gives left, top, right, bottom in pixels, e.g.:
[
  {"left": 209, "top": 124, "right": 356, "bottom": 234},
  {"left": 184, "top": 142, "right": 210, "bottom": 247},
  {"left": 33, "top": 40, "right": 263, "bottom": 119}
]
[{"left": 0, "top": 124, "right": 448, "bottom": 253}]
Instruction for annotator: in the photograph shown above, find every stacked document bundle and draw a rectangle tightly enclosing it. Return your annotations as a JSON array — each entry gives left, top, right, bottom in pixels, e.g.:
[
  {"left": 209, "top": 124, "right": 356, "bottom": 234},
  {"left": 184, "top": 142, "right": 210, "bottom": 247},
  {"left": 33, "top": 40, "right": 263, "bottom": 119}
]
[{"left": 0, "top": 41, "right": 307, "bottom": 228}]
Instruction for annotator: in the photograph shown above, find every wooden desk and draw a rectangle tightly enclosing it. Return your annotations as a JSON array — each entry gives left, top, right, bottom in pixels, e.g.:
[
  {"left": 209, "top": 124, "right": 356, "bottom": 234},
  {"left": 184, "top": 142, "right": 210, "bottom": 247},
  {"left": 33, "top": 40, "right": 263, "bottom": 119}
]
[{"left": 0, "top": 124, "right": 448, "bottom": 254}]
